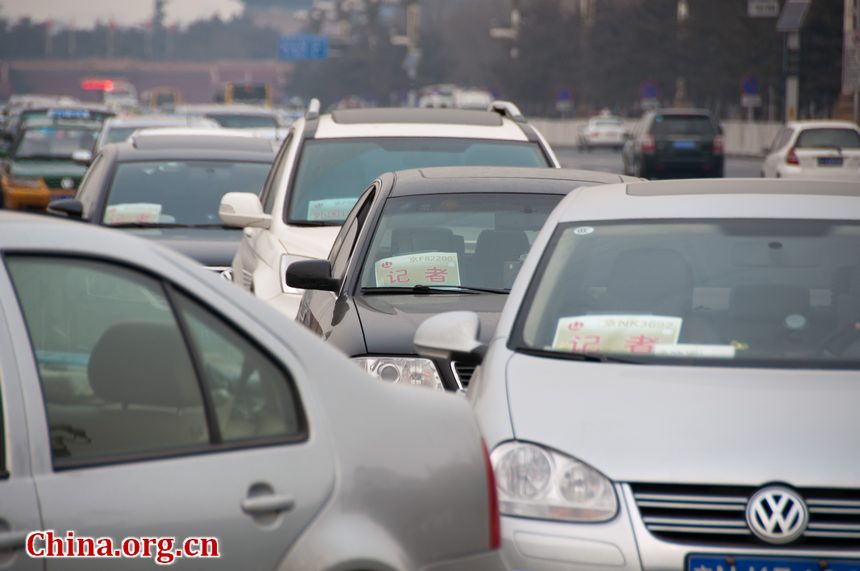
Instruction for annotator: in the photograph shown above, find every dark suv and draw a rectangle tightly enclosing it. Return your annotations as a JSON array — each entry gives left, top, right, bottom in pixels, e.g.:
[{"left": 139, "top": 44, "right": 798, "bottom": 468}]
[{"left": 623, "top": 108, "right": 724, "bottom": 179}]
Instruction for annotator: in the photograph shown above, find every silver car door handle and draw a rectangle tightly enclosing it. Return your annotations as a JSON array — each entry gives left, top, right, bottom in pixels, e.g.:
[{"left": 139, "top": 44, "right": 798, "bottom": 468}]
[
  {"left": 0, "top": 530, "right": 29, "bottom": 551},
  {"left": 241, "top": 494, "right": 295, "bottom": 515}
]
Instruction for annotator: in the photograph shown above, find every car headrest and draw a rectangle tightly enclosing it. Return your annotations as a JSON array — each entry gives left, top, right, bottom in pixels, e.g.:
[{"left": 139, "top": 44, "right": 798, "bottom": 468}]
[
  {"left": 605, "top": 248, "right": 692, "bottom": 303},
  {"left": 475, "top": 229, "right": 529, "bottom": 260},
  {"left": 730, "top": 284, "right": 810, "bottom": 319},
  {"left": 833, "top": 265, "right": 860, "bottom": 296},
  {"left": 391, "top": 227, "right": 462, "bottom": 256},
  {"left": 88, "top": 322, "right": 203, "bottom": 407}
]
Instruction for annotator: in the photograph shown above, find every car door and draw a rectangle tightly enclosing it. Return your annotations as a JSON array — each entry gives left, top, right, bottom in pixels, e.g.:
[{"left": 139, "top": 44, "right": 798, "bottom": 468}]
[
  {"left": 234, "top": 129, "right": 295, "bottom": 293},
  {"left": 0, "top": 292, "right": 43, "bottom": 571},
  {"left": 3, "top": 255, "right": 334, "bottom": 570}
]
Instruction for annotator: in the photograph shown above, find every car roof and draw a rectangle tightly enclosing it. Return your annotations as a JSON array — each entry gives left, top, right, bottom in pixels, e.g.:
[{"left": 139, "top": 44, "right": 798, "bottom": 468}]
[
  {"left": 786, "top": 120, "right": 860, "bottom": 130},
  {"left": 553, "top": 179, "right": 860, "bottom": 223},
  {"left": 104, "top": 115, "right": 218, "bottom": 128},
  {"left": 175, "top": 104, "right": 276, "bottom": 116},
  {"left": 106, "top": 130, "right": 276, "bottom": 159},
  {"left": 387, "top": 167, "right": 636, "bottom": 197},
  {"left": 313, "top": 107, "right": 529, "bottom": 141},
  {"left": 22, "top": 118, "right": 103, "bottom": 130}
]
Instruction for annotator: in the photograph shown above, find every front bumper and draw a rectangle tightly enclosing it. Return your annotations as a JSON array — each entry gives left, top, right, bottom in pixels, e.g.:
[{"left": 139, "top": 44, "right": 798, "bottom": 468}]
[
  {"left": 3, "top": 185, "right": 75, "bottom": 210},
  {"left": 500, "top": 484, "right": 860, "bottom": 571}
]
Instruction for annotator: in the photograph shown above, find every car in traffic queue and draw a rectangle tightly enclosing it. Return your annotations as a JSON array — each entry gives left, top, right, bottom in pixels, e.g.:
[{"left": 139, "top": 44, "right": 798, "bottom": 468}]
[
  {"left": 47, "top": 128, "right": 276, "bottom": 276},
  {"left": 761, "top": 120, "right": 860, "bottom": 180},
  {"left": 0, "top": 211, "right": 505, "bottom": 571},
  {"left": 578, "top": 114, "right": 627, "bottom": 151},
  {"left": 1, "top": 115, "right": 103, "bottom": 210},
  {"left": 623, "top": 108, "right": 724, "bottom": 179},
  {"left": 288, "top": 166, "right": 638, "bottom": 391},
  {"left": 415, "top": 178, "right": 860, "bottom": 571},
  {"left": 219, "top": 98, "right": 560, "bottom": 318},
  {"left": 174, "top": 103, "right": 285, "bottom": 139}
]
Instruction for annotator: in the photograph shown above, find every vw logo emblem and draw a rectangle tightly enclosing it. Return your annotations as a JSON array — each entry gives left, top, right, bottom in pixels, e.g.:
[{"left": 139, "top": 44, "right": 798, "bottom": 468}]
[
  {"left": 60, "top": 177, "right": 75, "bottom": 190},
  {"left": 746, "top": 486, "right": 808, "bottom": 544}
]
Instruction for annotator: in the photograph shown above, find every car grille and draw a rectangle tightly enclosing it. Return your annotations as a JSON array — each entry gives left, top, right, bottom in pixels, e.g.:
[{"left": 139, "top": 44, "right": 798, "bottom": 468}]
[
  {"left": 451, "top": 362, "right": 476, "bottom": 389},
  {"left": 631, "top": 483, "right": 860, "bottom": 549}
]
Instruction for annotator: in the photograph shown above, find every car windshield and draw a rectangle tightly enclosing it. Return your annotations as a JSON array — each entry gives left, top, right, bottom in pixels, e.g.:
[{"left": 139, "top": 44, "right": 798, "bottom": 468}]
[
  {"left": 14, "top": 126, "right": 99, "bottom": 158},
  {"left": 205, "top": 114, "right": 278, "bottom": 129},
  {"left": 651, "top": 115, "right": 715, "bottom": 136},
  {"left": 592, "top": 119, "right": 622, "bottom": 127},
  {"left": 103, "top": 160, "right": 270, "bottom": 227},
  {"left": 513, "top": 219, "right": 860, "bottom": 368},
  {"left": 359, "top": 193, "right": 562, "bottom": 291},
  {"left": 796, "top": 128, "right": 860, "bottom": 149},
  {"left": 287, "top": 138, "right": 550, "bottom": 225}
]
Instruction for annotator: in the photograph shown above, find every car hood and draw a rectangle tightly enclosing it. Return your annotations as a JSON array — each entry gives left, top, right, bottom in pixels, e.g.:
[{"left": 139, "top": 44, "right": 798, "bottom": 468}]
[
  {"left": 356, "top": 294, "right": 506, "bottom": 354},
  {"left": 506, "top": 354, "right": 860, "bottom": 488},
  {"left": 124, "top": 227, "right": 242, "bottom": 267},
  {"left": 279, "top": 225, "right": 341, "bottom": 260},
  {"left": 10, "top": 160, "right": 86, "bottom": 178}
]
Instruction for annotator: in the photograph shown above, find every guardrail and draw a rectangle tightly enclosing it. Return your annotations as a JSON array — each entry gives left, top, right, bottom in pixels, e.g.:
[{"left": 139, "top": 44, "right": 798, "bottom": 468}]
[{"left": 529, "top": 118, "right": 782, "bottom": 158}]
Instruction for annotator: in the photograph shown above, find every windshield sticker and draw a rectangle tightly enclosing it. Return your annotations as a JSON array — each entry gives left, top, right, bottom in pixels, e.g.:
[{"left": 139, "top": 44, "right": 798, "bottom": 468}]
[
  {"left": 573, "top": 226, "right": 595, "bottom": 235},
  {"left": 552, "top": 314, "right": 682, "bottom": 354},
  {"left": 654, "top": 344, "right": 736, "bottom": 359},
  {"left": 104, "top": 203, "right": 163, "bottom": 225},
  {"left": 307, "top": 197, "right": 358, "bottom": 222},
  {"left": 374, "top": 252, "right": 460, "bottom": 287}
]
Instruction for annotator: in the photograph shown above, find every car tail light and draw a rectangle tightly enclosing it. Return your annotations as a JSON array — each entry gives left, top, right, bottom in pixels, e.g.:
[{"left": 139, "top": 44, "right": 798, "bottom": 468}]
[
  {"left": 482, "top": 440, "right": 501, "bottom": 550},
  {"left": 641, "top": 134, "right": 656, "bottom": 154},
  {"left": 786, "top": 147, "right": 799, "bottom": 165},
  {"left": 713, "top": 135, "right": 724, "bottom": 155}
]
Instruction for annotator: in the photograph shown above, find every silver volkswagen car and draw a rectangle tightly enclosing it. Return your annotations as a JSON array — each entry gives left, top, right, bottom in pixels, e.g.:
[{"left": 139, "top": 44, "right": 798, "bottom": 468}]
[
  {"left": 0, "top": 212, "right": 504, "bottom": 571},
  {"left": 416, "top": 179, "right": 860, "bottom": 571}
]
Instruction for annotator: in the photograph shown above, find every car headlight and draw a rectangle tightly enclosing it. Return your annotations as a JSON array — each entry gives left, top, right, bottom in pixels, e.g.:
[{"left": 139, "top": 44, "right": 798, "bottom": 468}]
[
  {"left": 491, "top": 442, "right": 617, "bottom": 522},
  {"left": 280, "top": 254, "right": 309, "bottom": 294},
  {"left": 6, "top": 175, "right": 43, "bottom": 188},
  {"left": 352, "top": 356, "right": 443, "bottom": 390}
]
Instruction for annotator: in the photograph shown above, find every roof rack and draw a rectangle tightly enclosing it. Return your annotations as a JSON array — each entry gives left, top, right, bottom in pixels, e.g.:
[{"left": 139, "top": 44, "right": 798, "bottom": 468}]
[
  {"left": 488, "top": 100, "right": 525, "bottom": 123},
  {"left": 306, "top": 98, "right": 321, "bottom": 120}
]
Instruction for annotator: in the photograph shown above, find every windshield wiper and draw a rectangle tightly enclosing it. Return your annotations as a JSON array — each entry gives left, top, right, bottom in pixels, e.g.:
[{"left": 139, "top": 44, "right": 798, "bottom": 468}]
[
  {"left": 106, "top": 222, "right": 191, "bottom": 229},
  {"left": 517, "top": 347, "right": 646, "bottom": 364},
  {"left": 362, "top": 284, "right": 510, "bottom": 295},
  {"left": 289, "top": 220, "right": 341, "bottom": 227}
]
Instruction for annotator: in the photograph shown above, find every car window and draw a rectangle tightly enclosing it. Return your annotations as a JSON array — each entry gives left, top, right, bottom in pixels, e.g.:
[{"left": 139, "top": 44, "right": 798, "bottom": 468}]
[
  {"left": 261, "top": 130, "right": 294, "bottom": 214},
  {"left": 359, "top": 193, "right": 563, "bottom": 291},
  {"left": 14, "top": 126, "right": 99, "bottom": 159},
  {"left": 512, "top": 219, "right": 860, "bottom": 368},
  {"left": 205, "top": 114, "right": 278, "bottom": 129},
  {"left": 102, "top": 160, "right": 270, "bottom": 226},
  {"left": 795, "top": 128, "right": 860, "bottom": 149},
  {"left": 7, "top": 257, "right": 210, "bottom": 466},
  {"left": 649, "top": 115, "right": 715, "bottom": 137},
  {"left": 173, "top": 290, "right": 304, "bottom": 443},
  {"left": 286, "top": 138, "right": 549, "bottom": 225},
  {"left": 331, "top": 188, "right": 375, "bottom": 279}
]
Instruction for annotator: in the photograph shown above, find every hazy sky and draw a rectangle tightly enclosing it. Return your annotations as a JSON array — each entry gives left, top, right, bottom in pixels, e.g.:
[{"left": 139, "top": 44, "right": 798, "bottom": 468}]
[{"left": 1, "top": 0, "right": 244, "bottom": 28}]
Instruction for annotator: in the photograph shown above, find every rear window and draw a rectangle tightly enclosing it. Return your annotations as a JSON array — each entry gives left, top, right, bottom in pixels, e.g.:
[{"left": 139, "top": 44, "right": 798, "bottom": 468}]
[
  {"left": 650, "top": 115, "right": 715, "bottom": 137},
  {"left": 796, "top": 128, "right": 860, "bottom": 150}
]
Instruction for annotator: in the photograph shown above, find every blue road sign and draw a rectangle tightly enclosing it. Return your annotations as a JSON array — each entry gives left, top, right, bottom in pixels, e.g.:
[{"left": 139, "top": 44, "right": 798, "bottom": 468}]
[
  {"left": 556, "top": 88, "right": 573, "bottom": 102},
  {"left": 640, "top": 81, "right": 658, "bottom": 100},
  {"left": 279, "top": 35, "right": 329, "bottom": 61},
  {"left": 741, "top": 75, "right": 761, "bottom": 96}
]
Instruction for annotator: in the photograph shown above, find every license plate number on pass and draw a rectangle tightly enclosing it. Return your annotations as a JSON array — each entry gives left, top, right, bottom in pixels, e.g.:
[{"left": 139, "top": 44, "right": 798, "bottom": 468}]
[
  {"left": 818, "top": 157, "right": 844, "bottom": 166},
  {"left": 688, "top": 555, "right": 860, "bottom": 571}
]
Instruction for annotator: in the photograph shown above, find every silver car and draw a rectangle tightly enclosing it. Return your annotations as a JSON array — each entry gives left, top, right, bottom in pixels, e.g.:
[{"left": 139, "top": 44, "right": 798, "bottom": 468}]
[
  {"left": 416, "top": 179, "right": 860, "bottom": 571},
  {"left": 0, "top": 212, "right": 504, "bottom": 570}
]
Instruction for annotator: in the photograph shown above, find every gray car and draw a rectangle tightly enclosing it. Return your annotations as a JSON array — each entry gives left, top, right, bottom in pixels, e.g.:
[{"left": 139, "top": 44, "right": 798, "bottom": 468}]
[
  {"left": 416, "top": 179, "right": 860, "bottom": 571},
  {"left": 0, "top": 212, "right": 504, "bottom": 570}
]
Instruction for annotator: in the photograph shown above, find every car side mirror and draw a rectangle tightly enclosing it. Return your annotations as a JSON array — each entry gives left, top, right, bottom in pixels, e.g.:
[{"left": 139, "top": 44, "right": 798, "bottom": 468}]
[
  {"left": 414, "top": 311, "right": 486, "bottom": 365},
  {"left": 286, "top": 259, "right": 340, "bottom": 292},
  {"left": 72, "top": 149, "right": 93, "bottom": 166},
  {"left": 219, "top": 192, "right": 271, "bottom": 229},
  {"left": 46, "top": 197, "right": 85, "bottom": 219}
]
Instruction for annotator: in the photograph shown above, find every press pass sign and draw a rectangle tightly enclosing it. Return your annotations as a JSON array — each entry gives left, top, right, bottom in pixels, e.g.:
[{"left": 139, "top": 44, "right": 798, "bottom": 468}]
[
  {"left": 552, "top": 315, "right": 682, "bottom": 354},
  {"left": 374, "top": 252, "right": 460, "bottom": 287}
]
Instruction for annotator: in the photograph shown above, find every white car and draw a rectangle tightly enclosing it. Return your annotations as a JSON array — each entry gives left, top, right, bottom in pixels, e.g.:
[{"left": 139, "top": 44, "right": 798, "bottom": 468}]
[
  {"left": 219, "top": 99, "right": 560, "bottom": 317},
  {"left": 415, "top": 178, "right": 860, "bottom": 571},
  {"left": 761, "top": 120, "right": 860, "bottom": 179},
  {"left": 578, "top": 116, "right": 626, "bottom": 151}
]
